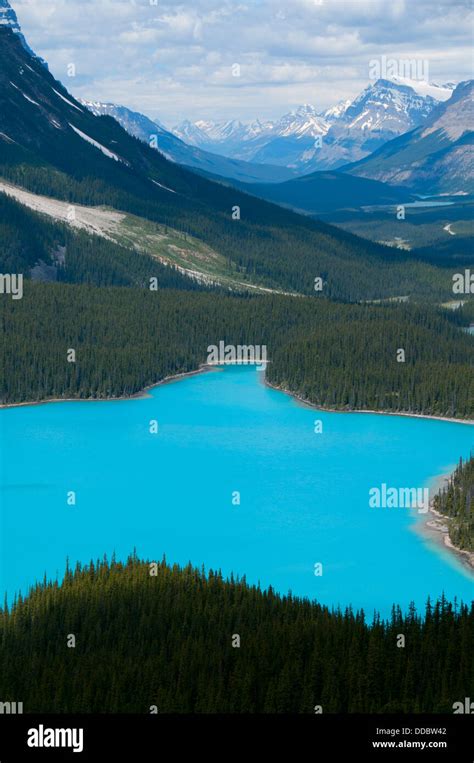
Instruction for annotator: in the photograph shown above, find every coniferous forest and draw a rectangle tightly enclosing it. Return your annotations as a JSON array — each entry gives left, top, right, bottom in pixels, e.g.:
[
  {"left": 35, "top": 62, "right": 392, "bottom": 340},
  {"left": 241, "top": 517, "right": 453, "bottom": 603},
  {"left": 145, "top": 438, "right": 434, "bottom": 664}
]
[
  {"left": 0, "top": 555, "right": 472, "bottom": 714},
  {"left": 433, "top": 456, "right": 474, "bottom": 552},
  {"left": 2, "top": 281, "right": 473, "bottom": 416}
]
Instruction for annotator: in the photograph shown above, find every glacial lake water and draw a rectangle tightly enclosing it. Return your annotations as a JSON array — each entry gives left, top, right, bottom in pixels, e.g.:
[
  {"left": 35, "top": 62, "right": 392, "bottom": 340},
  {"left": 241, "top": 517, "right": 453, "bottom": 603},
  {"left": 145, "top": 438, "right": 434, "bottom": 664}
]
[{"left": 1, "top": 366, "right": 472, "bottom": 617}]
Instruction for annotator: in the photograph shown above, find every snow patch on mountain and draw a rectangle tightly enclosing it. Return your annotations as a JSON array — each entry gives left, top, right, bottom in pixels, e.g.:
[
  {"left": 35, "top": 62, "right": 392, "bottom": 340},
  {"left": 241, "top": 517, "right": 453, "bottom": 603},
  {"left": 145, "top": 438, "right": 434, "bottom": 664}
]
[
  {"left": 69, "top": 124, "right": 124, "bottom": 163},
  {"left": 53, "top": 88, "right": 83, "bottom": 112},
  {"left": 150, "top": 178, "right": 176, "bottom": 194},
  {"left": 324, "top": 99, "right": 352, "bottom": 121},
  {"left": 10, "top": 80, "right": 39, "bottom": 105},
  {"left": 388, "top": 76, "right": 455, "bottom": 102}
]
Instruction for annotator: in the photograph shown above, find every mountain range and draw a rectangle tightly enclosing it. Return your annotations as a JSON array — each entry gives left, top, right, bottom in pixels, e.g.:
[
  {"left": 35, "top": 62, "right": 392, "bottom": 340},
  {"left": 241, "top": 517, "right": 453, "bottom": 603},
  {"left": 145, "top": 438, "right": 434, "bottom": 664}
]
[
  {"left": 0, "top": 0, "right": 470, "bottom": 285},
  {"left": 2, "top": 0, "right": 460, "bottom": 198},
  {"left": 235, "top": 79, "right": 474, "bottom": 210},
  {"left": 80, "top": 76, "right": 471, "bottom": 197},
  {"left": 172, "top": 79, "right": 455, "bottom": 173},
  {"left": 78, "top": 99, "right": 297, "bottom": 184},
  {"left": 0, "top": 21, "right": 455, "bottom": 303}
]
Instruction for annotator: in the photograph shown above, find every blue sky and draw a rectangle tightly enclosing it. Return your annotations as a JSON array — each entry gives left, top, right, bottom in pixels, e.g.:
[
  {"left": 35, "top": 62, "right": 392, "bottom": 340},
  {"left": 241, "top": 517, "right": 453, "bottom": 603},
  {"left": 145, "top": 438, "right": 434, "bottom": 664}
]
[{"left": 14, "top": 0, "right": 474, "bottom": 126}]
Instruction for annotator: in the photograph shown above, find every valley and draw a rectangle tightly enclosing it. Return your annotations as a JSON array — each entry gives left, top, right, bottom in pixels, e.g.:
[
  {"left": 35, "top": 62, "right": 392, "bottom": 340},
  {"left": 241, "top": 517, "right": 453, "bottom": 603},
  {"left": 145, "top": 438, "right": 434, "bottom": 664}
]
[{"left": 320, "top": 199, "right": 474, "bottom": 267}]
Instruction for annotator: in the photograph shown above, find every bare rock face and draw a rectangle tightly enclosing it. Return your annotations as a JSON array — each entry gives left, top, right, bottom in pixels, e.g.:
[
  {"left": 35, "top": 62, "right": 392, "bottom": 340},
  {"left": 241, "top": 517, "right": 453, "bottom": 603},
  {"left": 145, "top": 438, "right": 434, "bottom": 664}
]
[{"left": 0, "top": 0, "right": 45, "bottom": 64}]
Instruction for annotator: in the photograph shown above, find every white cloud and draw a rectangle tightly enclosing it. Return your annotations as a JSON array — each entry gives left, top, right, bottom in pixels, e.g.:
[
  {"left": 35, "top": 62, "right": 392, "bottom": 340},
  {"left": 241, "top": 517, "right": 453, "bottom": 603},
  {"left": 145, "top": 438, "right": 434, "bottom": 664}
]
[{"left": 13, "top": 0, "right": 473, "bottom": 125}]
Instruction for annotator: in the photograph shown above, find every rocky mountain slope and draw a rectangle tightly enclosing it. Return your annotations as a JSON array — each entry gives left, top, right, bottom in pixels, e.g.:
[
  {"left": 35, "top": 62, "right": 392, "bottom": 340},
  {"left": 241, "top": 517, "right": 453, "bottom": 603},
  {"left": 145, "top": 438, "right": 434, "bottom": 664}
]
[
  {"left": 345, "top": 80, "right": 474, "bottom": 194},
  {"left": 0, "top": 0, "right": 45, "bottom": 64}
]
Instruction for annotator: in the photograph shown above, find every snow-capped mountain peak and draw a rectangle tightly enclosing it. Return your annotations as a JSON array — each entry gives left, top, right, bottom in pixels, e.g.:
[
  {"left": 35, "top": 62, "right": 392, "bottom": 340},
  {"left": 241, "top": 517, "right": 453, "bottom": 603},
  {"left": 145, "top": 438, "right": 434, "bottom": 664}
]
[
  {"left": 171, "top": 76, "right": 459, "bottom": 173},
  {"left": 292, "top": 103, "right": 319, "bottom": 117},
  {"left": 341, "top": 78, "right": 437, "bottom": 133},
  {"left": 274, "top": 105, "right": 328, "bottom": 138},
  {"left": 0, "top": 0, "right": 21, "bottom": 33},
  {"left": 387, "top": 75, "right": 456, "bottom": 102},
  {"left": 347, "top": 80, "right": 473, "bottom": 194},
  {"left": 173, "top": 119, "right": 210, "bottom": 146},
  {"left": 194, "top": 118, "right": 246, "bottom": 143},
  {"left": 324, "top": 99, "right": 352, "bottom": 121},
  {"left": 245, "top": 118, "right": 274, "bottom": 138},
  {"left": 173, "top": 118, "right": 248, "bottom": 147}
]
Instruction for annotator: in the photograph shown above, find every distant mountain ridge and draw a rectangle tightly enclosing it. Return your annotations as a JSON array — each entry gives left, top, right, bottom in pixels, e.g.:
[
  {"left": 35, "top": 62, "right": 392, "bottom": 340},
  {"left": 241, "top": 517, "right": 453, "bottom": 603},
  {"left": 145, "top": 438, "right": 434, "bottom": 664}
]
[
  {"left": 173, "top": 105, "right": 329, "bottom": 158},
  {"left": 79, "top": 99, "right": 297, "bottom": 184},
  {"left": 172, "top": 78, "right": 455, "bottom": 172}
]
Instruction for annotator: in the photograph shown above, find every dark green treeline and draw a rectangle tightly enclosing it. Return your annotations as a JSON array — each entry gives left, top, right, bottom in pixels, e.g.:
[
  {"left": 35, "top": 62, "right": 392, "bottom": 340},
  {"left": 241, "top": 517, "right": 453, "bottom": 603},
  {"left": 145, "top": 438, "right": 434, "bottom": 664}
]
[
  {"left": 2, "top": 282, "right": 474, "bottom": 418},
  {"left": 0, "top": 556, "right": 472, "bottom": 713}
]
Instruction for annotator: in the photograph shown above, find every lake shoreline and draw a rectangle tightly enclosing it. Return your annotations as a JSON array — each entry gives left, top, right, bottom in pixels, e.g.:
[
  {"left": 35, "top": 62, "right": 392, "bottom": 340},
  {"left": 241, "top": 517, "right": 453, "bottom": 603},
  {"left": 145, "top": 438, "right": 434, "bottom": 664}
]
[
  {"left": 264, "top": 380, "right": 474, "bottom": 571},
  {"left": 0, "top": 365, "right": 217, "bottom": 410},
  {"left": 2, "top": 366, "right": 473, "bottom": 426},
  {"left": 423, "top": 503, "right": 474, "bottom": 572},
  {"left": 264, "top": 380, "right": 474, "bottom": 425},
  {"left": 413, "top": 469, "right": 474, "bottom": 573}
]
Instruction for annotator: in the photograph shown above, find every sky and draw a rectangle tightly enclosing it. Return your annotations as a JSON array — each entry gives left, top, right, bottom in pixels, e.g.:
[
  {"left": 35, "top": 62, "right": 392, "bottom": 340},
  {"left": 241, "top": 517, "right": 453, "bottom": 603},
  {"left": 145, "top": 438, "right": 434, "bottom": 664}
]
[{"left": 13, "top": 0, "right": 474, "bottom": 128}]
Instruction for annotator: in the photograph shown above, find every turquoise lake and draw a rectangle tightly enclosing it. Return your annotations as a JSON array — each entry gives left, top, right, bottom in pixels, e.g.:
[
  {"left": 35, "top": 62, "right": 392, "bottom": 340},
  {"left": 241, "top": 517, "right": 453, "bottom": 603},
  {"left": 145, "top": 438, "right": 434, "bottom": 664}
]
[{"left": 1, "top": 366, "right": 472, "bottom": 617}]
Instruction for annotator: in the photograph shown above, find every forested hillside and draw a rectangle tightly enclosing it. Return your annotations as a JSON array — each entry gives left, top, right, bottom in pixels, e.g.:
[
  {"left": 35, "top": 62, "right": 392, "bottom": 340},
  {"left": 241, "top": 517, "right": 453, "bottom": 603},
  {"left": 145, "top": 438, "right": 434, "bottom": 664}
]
[
  {"left": 0, "top": 555, "right": 471, "bottom": 713},
  {"left": 0, "top": 191, "right": 217, "bottom": 290},
  {"left": 2, "top": 282, "right": 473, "bottom": 418},
  {"left": 0, "top": 191, "right": 58, "bottom": 272},
  {"left": 433, "top": 456, "right": 474, "bottom": 552},
  {"left": 266, "top": 306, "right": 474, "bottom": 417},
  {"left": 223, "top": 169, "right": 412, "bottom": 215}
]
